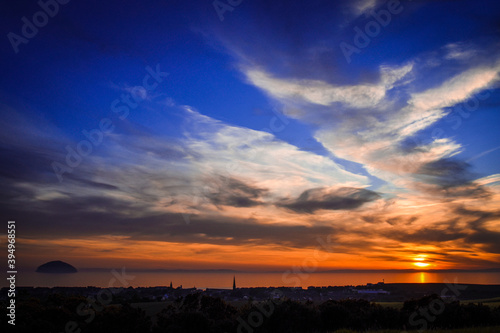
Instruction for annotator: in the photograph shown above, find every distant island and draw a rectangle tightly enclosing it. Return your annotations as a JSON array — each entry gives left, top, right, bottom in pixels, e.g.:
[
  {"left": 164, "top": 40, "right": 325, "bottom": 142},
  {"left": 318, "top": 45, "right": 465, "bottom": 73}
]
[{"left": 36, "top": 261, "right": 78, "bottom": 274}]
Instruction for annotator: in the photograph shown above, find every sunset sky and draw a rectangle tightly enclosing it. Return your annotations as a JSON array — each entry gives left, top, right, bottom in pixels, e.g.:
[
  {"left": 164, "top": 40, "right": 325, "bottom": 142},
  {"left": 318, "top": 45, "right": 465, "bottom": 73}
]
[{"left": 1, "top": 0, "right": 500, "bottom": 273}]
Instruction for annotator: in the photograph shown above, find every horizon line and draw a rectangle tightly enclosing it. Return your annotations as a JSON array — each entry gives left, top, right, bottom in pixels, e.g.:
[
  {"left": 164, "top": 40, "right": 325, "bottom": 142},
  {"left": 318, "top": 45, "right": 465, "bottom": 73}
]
[{"left": 71, "top": 267, "right": 500, "bottom": 273}]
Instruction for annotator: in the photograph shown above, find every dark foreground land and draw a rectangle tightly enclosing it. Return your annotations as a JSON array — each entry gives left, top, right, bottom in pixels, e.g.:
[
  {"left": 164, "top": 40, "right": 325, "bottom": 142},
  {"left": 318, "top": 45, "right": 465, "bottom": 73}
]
[{"left": 2, "top": 283, "right": 500, "bottom": 332}]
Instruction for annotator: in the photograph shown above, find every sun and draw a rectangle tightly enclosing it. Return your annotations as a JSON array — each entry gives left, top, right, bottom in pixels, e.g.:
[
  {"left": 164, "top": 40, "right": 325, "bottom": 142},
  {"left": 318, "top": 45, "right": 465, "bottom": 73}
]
[
  {"left": 412, "top": 255, "right": 430, "bottom": 268},
  {"left": 414, "top": 262, "right": 430, "bottom": 268}
]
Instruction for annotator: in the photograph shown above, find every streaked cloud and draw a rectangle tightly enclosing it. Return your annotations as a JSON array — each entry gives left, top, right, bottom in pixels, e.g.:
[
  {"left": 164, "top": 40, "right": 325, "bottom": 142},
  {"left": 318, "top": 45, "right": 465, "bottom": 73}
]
[
  {"left": 245, "top": 63, "right": 412, "bottom": 110},
  {"left": 277, "top": 187, "right": 380, "bottom": 214}
]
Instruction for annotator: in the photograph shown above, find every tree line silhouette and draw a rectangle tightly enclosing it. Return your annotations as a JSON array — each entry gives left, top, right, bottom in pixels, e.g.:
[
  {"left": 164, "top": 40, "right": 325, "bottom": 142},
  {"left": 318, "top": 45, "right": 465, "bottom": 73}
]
[{"left": 3, "top": 293, "right": 500, "bottom": 332}]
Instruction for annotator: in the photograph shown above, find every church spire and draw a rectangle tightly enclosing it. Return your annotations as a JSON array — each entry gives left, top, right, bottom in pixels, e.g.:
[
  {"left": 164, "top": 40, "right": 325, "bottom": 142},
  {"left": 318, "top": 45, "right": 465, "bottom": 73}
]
[{"left": 233, "top": 275, "right": 236, "bottom": 290}]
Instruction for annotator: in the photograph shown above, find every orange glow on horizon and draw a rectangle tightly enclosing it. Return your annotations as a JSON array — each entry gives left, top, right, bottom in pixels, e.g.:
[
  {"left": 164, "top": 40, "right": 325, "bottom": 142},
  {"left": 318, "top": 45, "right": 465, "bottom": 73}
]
[{"left": 12, "top": 233, "right": 500, "bottom": 272}]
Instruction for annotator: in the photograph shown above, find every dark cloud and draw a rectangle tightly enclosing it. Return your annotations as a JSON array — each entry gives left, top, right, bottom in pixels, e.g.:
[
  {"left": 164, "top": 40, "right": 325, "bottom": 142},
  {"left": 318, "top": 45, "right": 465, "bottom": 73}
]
[
  {"left": 386, "top": 216, "right": 419, "bottom": 226},
  {"left": 415, "top": 158, "right": 491, "bottom": 198},
  {"left": 455, "top": 206, "right": 500, "bottom": 223},
  {"left": 64, "top": 175, "right": 119, "bottom": 191},
  {"left": 417, "top": 158, "right": 472, "bottom": 184},
  {"left": 131, "top": 214, "right": 336, "bottom": 248},
  {"left": 466, "top": 229, "right": 500, "bottom": 254},
  {"left": 377, "top": 207, "right": 500, "bottom": 260},
  {"left": 0, "top": 194, "right": 336, "bottom": 249},
  {"left": 365, "top": 254, "right": 417, "bottom": 263},
  {"left": 362, "top": 215, "right": 384, "bottom": 224},
  {"left": 372, "top": 247, "right": 500, "bottom": 268},
  {"left": 206, "top": 176, "right": 268, "bottom": 208},
  {"left": 453, "top": 206, "right": 500, "bottom": 253},
  {"left": 277, "top": 187, "right": 380, "bottom": 213},
  {"left": 382, "top": 223, "right": 468, "bottom": 244}
]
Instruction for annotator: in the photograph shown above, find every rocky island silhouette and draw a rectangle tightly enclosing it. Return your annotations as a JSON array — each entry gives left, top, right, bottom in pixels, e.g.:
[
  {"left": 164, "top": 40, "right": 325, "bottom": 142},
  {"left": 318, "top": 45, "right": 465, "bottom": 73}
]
[{"left": 36, "top": 260, "right": 78, "bottom": 274}]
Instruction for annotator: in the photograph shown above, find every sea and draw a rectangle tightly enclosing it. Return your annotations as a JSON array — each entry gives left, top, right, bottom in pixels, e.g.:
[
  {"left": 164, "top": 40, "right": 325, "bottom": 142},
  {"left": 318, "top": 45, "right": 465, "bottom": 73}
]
[{"left": 4, "top": 271, "right": 500, "bottom": 289}]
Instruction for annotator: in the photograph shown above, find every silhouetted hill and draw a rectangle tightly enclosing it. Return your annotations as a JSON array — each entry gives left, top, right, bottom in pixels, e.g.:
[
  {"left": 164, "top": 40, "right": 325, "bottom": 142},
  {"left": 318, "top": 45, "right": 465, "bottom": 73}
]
[{"left": 36, "top": 260, "right": 77, "bottom": 274}]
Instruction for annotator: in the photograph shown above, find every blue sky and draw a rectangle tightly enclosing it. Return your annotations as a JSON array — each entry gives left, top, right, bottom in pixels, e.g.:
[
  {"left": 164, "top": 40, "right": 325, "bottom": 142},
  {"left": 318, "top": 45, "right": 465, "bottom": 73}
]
[{"left": 1, "top": 0, "right": 500, "bottom": 271}]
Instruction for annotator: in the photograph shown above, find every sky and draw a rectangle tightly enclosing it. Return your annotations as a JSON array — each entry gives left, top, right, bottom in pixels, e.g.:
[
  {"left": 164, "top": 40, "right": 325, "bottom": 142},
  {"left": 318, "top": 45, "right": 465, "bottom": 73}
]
[{"left": 1, "top": 0, "right": 500, "bottom": 273}]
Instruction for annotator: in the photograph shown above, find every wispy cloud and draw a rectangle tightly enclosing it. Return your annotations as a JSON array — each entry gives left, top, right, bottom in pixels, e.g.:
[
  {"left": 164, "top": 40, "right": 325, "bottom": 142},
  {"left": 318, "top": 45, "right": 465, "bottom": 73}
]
[{"left": 245, "top": 63, "right": 412, "bottom": 110}]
